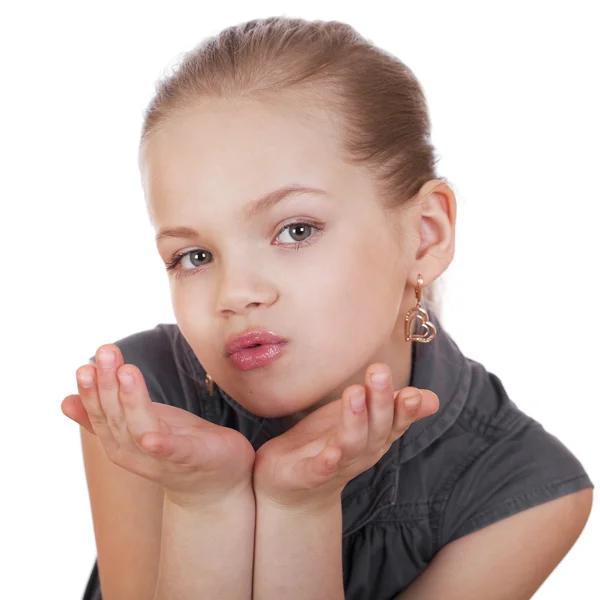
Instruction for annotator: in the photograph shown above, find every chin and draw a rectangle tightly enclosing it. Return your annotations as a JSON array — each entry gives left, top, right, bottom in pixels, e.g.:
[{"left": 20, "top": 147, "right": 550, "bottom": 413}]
[
  {"left": 248, "top": 398, "right": 305, "bottom": 419},
  {"left": 227, "top": 386, "right": 311, "bottom": 419}
]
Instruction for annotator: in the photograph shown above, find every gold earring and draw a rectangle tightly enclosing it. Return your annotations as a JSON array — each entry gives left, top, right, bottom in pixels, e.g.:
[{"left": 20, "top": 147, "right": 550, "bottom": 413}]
[
  {"left": 404, "top": 274, "right": 437, "bottom": 343},
  {"left": 205, "top": 373, "right": 214, "bottom": 396}
]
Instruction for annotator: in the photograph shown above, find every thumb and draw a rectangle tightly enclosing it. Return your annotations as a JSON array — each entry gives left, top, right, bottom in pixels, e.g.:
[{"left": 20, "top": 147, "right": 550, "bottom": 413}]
[
  {"left": 61, "top": 395, "right": 94, "bottom": 436},
  {"left": 141, "top": 431, "right": 211, "bottom": 467},
  {"left": 311, "top": 444, "right": 343, "bottom": 478},
  {"left": 290, "top": 442, "right": 343, "bottom": 486}
]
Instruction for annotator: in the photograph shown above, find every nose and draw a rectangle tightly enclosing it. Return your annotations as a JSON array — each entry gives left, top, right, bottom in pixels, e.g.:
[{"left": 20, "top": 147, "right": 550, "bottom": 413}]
[{"left": 215, "top": 258, "right": 278, "bottom": 315}]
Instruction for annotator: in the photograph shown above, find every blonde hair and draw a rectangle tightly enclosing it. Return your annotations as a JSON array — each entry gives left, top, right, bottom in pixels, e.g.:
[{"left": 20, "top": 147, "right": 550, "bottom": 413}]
[{"left": 139, "top": 16, "right": 450, "bottom": 317}]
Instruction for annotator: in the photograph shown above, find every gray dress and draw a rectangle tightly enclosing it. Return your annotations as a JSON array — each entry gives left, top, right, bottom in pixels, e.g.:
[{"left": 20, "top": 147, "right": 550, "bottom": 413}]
[{"left": 82, "top": 310, "right": 594, "bottom": 600}]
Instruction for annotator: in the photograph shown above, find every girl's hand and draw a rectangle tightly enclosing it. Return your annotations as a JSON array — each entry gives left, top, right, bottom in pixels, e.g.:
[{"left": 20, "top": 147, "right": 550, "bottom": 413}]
[
  {"left": 61, "top": 344, "right": 255, "bottom": 507},
  {"left": 252, "top": 363, "right": 439, "bottom": 512}
]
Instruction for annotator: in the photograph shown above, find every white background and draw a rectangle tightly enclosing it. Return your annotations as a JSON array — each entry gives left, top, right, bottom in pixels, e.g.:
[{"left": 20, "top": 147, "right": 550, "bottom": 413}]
[{"left": 1, "top": 1, "right": 598, "bottom": 598}]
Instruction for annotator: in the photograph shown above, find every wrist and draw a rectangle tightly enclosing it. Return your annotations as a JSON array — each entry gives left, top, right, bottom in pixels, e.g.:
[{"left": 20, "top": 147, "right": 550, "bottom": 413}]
[
  {"left": 255, "top": 486, "right": 342, "bottom": 516},
  {"left": 165, "top": 476, "right": 255, "bottom": 511}
]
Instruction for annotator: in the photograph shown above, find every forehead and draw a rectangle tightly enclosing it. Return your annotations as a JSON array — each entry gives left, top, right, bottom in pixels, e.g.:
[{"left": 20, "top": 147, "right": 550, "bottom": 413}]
[{"left": 139, "top": 98, "right": 358, "bottom": 219}]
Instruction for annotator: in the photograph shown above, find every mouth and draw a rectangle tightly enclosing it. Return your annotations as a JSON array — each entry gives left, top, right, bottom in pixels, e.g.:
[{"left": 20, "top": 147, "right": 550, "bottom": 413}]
[
  {"left": 227, "top": 340, "right": 288, "bottom": 371},
  {"left": 225, "top": 329, "right": 287, "bottom": 356},
  {"left": 235, "top": 341, "right": 281, "bottom": 351}
]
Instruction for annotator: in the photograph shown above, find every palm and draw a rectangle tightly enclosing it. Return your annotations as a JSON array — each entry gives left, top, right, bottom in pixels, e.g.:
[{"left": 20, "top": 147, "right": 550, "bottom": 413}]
[
  {"left": 147, "top": 401, "right": 252, "bottom": 464},
  {"left": 63, "top": 392, "right": 255, "bottom": 491},
  {"left": 284, "top": 397, "right": 343, "bottom": 439},
  {"left": 148, "top": 402, "right": 257, "bottom": 490},
  {"left": 254, "top": 398, "right": 345, "bottom": 496}
]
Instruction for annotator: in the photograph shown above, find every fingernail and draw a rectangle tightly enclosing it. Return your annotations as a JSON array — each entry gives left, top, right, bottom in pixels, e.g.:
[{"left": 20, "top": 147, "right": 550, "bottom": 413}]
[
  {"left": 404, "top": 393, "right": 422, "bottom": 411},
  {"left": 98, "top": 349, "right": 116, "bottom": 368},
  {"left": 370, "top": 370, "right": 389, "bottom": 389},
  {"left": 118, "top": 370, "right": 134, "bottom": 390},
  {"left": 350, "top": 389, "right": 365, "bottom": 412},
  {"left": 77, "top": 370, "right": 93, "bottom": 388}
]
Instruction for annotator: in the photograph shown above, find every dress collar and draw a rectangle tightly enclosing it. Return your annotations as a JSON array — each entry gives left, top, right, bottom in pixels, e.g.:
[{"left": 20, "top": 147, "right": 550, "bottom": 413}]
[{"left": 398, "top": 309, "right": 471, "bottom": 463}]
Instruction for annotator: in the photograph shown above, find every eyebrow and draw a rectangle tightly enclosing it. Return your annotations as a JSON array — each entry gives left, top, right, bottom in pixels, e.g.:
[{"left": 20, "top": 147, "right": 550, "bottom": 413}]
[{"left": 155, "top": 185, "right": 328, "bottom": 244}]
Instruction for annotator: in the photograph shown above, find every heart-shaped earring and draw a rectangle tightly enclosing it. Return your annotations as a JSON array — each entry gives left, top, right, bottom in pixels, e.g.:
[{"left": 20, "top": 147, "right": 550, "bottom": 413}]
[{"left": 404, "top": 274, "right": 437, "bottom": 343}]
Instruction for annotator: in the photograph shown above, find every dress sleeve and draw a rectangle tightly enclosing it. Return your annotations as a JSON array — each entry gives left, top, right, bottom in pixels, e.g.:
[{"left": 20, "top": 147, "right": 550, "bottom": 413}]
[
  {"left": 87, "top": 325, "right": 206, "bottom": 419},
  {"left": 438, "top": 414, "right": 594, "bottom": 547}
]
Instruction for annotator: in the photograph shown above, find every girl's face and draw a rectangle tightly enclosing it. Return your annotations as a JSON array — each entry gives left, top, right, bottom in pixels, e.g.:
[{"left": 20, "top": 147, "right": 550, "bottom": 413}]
[{"left": 140, "top": 98, "right": 422, "bottom": 419}]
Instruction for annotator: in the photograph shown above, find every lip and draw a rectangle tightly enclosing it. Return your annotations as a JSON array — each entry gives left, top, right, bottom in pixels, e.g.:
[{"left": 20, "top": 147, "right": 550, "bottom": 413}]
[
  {"left": 228, "top": 341, "right": 287, "bottom": 371},
  {"left": 225, "top": 329, "right": 287, "bottom": 356}
]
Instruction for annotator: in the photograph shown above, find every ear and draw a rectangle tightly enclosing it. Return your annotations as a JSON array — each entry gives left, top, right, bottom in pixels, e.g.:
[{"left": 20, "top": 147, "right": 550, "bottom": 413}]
[{"left": 411, "top": 179, "right": 457, "bottom": 285}]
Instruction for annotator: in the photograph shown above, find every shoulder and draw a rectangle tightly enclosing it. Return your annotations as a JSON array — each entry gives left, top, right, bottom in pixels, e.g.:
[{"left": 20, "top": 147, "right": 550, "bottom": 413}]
[
  {"left": 89, "top": 323, "right": 178, "bottom": 374},
  {"left": 424, "top": 361, "right": 594, "bottom": 548}
]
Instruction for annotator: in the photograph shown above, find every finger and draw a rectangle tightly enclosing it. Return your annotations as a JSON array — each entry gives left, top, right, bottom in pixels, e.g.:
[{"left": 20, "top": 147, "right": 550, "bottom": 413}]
[
  {"left": 61, "top": 394, "right": 95, "bottom": 435},
  {"left": 76, "top": 363, "right": 118, "bottom": 451},
  {"left": 390, "top": 388, "right": 440, "bottom": 442},
  {"left": 393, "top": 388, "right": 422, "bottom": 435},
  {"left": 95, "top": 345, "right": 129, "bottom": 444},
  {"left": 116, "top": 365, "right": 164, "bottom": 451},
  {"left": 364, "top": 364, "right": 395, "bottom": 451},
  {"left": 336, "top": 385, "right": 368, "bottom": 465}
]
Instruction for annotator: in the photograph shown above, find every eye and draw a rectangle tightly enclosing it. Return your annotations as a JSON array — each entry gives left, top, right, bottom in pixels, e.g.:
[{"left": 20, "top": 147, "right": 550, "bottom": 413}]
[
  {"left": 165, "top": 249, "right": 212, "bottom": 277},
  {"left": 165, "top": 220, "right": 324, "bottom": 280},
  {"left": 275, "top": 222, "right": 318, "bottom": 245}
]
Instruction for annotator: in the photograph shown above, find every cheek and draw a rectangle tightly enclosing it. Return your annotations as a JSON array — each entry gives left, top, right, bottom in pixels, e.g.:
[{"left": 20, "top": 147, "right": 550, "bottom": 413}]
[
  {"left": 315, "top": 226, "right": 401, "bottom": 305},
  {"left": 303, "top": 235, "right": 402, "bottom": 347},
  {"left": 170, "top": 287, "right": 213, "bottom": 352},
  {"left": 172, "top": 288, "right": 197, "bottom": 328}
]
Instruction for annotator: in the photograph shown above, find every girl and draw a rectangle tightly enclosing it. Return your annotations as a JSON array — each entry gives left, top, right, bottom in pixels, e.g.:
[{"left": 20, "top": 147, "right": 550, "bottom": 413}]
[{"left": 61, "top": 16, "right": 594, "bottom": 600}]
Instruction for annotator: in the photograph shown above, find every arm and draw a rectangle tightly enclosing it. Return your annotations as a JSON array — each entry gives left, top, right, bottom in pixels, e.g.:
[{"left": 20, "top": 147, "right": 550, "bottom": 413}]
[
  {"left": 250, "top": 364, "right": 434, "bottom": 600},
  {"left": 154, "top": 482, "right": 256, "bottom": 600},
  {"left": 253, "top": 493, "right": 344, "bottom": 600},
  {"left": 81, "top": 424, "right": 256, "bottom": 600},
  {"left": 74, "top": 352, "right": 257, "bottom": 600},
  {"left": 395, "top": 488, "right": 593, "bottom": 600},
  {"left": 80, "top": 426, "right": 164, "bottom": 600}
]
